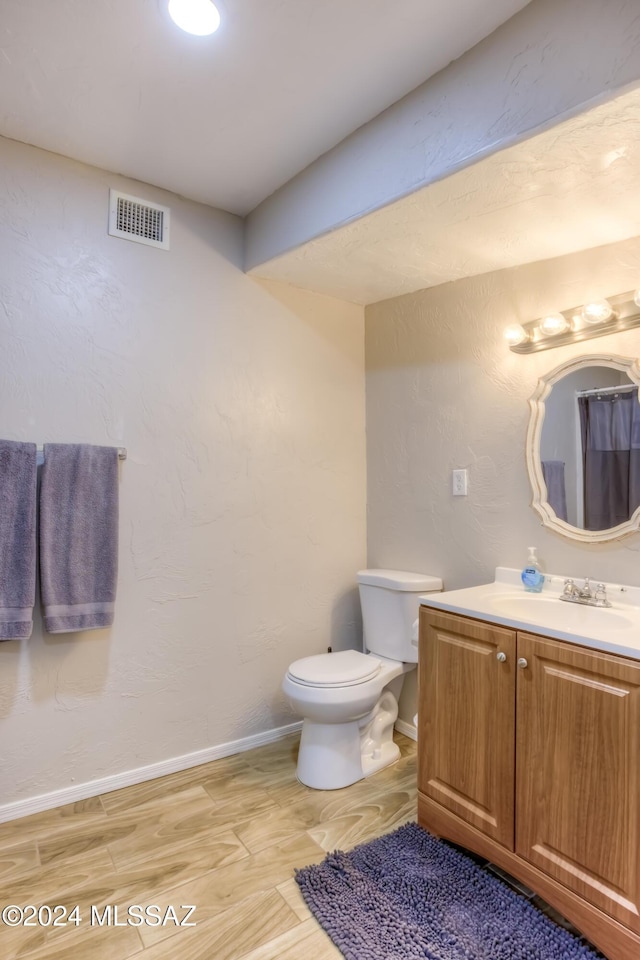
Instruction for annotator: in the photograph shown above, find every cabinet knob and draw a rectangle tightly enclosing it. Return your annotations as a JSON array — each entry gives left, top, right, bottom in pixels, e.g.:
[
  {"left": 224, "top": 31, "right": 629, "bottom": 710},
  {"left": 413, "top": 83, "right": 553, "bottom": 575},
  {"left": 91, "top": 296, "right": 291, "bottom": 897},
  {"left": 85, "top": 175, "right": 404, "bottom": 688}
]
[
  {"left": 517, "top": 657, "right": 528, "bottom": 670},
  {"left": 496, "top": 651, "right": 507, "bottom": 662}
]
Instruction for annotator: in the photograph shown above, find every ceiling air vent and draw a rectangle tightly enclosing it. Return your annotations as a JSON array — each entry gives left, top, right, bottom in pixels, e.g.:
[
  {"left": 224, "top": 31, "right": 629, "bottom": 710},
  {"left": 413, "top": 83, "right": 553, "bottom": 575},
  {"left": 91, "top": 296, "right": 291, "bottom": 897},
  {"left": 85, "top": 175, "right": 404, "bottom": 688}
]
[{"left": 108, "top": 190, "right": 170, "bottom": 250}]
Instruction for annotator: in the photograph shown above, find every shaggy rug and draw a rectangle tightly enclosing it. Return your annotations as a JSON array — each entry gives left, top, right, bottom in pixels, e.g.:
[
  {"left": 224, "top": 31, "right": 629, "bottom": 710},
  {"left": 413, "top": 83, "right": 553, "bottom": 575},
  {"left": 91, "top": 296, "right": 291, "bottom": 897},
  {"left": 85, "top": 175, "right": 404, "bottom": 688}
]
[{"left": 295, "top": 822, "right": 601, "bottom": 960}]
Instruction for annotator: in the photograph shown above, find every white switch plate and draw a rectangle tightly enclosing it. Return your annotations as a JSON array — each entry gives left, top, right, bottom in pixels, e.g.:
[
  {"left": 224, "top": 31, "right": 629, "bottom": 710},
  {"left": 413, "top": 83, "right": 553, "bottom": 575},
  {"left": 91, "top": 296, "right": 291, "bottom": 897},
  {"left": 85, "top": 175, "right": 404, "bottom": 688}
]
[{"left": 452, "top": 469, "right": 468, "bottom": 496}]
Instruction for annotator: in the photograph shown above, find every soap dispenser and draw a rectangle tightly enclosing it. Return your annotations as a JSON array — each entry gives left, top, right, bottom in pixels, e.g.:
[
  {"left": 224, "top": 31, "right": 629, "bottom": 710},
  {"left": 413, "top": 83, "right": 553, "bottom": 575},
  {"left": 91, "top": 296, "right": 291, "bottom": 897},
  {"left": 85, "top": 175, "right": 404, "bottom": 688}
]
[{"left": 521, "top": 547, "right": 544, "bottom": 593}]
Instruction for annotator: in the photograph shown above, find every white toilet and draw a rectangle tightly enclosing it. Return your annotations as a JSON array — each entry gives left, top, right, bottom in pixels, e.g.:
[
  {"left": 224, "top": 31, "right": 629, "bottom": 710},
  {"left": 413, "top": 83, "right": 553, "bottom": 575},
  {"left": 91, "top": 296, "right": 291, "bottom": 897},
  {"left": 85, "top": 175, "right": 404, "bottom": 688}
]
[{"left": 282, "top": 569, "right": 442, "bottom": 790}]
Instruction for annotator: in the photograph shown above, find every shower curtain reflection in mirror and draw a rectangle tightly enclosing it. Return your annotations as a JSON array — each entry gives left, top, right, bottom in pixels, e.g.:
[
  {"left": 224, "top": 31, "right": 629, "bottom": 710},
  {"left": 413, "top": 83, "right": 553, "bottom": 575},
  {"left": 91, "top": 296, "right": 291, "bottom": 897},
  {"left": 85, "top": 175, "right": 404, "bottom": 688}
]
[
  {"left": 578, "top": 387, "right": 640, "bottom": 531},
  {"left": 530, "top": 355, "right": 640, "bottom": 542}
]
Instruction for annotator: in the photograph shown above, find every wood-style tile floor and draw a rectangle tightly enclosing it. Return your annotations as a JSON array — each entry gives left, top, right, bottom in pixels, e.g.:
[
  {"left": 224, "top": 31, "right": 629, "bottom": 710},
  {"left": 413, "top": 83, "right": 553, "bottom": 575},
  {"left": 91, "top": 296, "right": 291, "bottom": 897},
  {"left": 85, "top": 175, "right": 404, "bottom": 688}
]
[
  {"left": 0, "top": 733, "right": 418, "bottom": 960},
  {"left": 1, "top": 732, "right": 602, "bottom": 960}
]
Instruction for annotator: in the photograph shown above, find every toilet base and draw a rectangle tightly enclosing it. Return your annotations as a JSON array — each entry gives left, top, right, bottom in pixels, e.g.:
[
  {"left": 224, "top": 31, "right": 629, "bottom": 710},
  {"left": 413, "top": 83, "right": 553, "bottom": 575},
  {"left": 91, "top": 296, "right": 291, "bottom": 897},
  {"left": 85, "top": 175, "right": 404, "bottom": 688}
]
[
  {"left": 360, "top": 690, "right": 401, "bottom": 778},
  {"left": 296, "top": 689, "right": 401, "bottom": 790},
  {"left": 361, "top": 737, "right": 400, "bottom": 779},
  {"left": 296, "top": 718, "right": 364, "bottom": 790}
]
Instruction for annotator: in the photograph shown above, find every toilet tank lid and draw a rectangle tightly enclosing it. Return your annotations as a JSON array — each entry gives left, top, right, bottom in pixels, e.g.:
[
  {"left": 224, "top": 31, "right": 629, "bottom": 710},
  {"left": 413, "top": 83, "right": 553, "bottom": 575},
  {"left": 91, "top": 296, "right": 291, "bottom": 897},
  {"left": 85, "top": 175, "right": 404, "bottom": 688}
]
[{"left": 357, "top": 569, "right": 442, "bottom": 592}]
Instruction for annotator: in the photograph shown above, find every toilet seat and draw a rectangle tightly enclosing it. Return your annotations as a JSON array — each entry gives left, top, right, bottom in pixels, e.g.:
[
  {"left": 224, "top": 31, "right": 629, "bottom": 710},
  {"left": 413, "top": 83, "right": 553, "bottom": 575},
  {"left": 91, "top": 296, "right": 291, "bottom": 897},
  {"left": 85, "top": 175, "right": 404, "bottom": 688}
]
[{"left": 287, "top": 650, "right": 381, "bottom": 688}]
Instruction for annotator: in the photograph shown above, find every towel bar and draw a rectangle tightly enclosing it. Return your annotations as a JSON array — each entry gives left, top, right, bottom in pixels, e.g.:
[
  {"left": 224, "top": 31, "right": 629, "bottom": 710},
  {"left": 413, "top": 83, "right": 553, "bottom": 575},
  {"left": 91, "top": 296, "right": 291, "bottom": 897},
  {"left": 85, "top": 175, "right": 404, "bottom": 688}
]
[{"left": 36, "top": 445, "right": 127, "bottom": 463}]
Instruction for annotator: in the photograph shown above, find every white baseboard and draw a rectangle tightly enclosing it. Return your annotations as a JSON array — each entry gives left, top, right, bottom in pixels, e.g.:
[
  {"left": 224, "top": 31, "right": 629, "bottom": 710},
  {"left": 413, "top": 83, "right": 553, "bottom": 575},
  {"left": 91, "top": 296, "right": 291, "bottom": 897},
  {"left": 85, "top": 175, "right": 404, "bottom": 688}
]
[
  {"left": 0, "top": 721, "right": 302, "bottom": 824},
  {"left": 395, "top": 718, "right": 417, "bottom": 741}
]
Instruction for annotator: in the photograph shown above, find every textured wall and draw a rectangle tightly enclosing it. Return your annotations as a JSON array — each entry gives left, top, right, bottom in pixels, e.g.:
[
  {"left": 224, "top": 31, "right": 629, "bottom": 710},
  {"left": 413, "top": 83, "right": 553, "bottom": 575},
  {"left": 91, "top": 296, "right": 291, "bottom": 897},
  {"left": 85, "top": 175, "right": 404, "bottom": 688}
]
[
  {"left": 366, "top": 236, "right": 640, "bottom": 596},
  {"left": 246, "top": 0, "right": 640, "bottom": 270},
  {"left": 0, "top": 137, "right": 366, "bottom": 807}
]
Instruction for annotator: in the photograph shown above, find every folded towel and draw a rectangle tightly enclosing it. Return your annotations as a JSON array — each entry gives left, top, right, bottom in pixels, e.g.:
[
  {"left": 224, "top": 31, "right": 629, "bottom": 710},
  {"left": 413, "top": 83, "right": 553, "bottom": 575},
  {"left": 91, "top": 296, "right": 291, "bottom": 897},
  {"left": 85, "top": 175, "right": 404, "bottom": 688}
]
[
  {"left": 0, "top": 440, "right": 37, "bottom": 640},
  {"left": 40, "top": 444, "right": 119, "bottom": 633}
]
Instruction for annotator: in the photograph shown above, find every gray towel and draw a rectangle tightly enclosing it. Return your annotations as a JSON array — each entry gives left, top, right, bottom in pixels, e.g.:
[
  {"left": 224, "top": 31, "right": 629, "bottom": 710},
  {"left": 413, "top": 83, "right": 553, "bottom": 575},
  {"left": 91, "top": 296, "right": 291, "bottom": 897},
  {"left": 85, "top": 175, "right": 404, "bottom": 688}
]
[
  {"left": 541, "top": 459, "right": 568, "bottom": 522},
  {"left": 0, "top": 440, "right": 37, "bottom": 640},
  {"left": 40, "top": 444, "right": 119, "bottom": 633}
]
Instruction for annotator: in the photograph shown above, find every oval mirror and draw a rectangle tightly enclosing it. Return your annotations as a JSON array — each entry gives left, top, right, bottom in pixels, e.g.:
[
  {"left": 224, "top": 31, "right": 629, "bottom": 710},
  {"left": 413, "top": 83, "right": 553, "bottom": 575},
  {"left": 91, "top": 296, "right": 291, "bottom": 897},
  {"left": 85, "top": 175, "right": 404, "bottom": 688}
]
[{"left": 526, "top": 354, "right": 640, "bottom": 542}]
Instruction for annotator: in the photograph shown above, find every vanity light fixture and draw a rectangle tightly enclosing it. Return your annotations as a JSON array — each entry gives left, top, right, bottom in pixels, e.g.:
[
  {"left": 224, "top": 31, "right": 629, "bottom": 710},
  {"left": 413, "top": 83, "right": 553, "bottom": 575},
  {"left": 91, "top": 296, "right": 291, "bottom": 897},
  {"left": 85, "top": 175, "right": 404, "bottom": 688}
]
[
  {"left": 539, "top": 313, "right": 570, "bottom": 337},
  {"left": 504, "top": 324, "right": 528, "bottom": 346},
  {"left": 581, "top": 299, "right": 614, "bottom": 324},
  {"left": 507, "top": 289, "right": 640, "bottom": 354}
]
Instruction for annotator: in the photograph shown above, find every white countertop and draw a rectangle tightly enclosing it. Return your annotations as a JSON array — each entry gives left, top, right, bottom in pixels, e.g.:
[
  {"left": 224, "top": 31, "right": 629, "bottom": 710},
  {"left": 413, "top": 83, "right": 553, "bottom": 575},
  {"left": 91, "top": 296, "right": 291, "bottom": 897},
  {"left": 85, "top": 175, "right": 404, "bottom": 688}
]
[{"left": 419, "top": 567, "right": 640, "bottom": 660}]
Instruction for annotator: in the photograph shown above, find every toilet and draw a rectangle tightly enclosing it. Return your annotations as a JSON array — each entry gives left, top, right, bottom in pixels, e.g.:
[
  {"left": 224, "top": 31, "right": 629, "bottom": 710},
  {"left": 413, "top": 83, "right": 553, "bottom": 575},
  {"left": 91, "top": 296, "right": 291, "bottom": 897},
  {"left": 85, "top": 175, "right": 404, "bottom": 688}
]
[{"left": 282, "top": 569, "right": 442, "bottom": 790}]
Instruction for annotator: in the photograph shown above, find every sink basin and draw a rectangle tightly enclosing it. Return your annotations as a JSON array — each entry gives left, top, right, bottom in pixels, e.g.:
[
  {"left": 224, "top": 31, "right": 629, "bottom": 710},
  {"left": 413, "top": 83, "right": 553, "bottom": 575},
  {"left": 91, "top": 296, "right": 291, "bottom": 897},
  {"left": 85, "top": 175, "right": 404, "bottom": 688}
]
[
  {"left": 489, "top": 594, "right": 634, "bottom": 630},
  {"left": 419, "top": 567, "right": 640, "bottom": 659}
]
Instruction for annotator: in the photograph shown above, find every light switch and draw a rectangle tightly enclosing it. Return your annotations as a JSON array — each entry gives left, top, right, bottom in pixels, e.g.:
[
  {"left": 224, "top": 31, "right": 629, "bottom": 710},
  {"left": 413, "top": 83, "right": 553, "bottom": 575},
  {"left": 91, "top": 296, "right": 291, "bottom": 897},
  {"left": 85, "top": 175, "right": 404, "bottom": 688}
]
[{"left": 452, "top": 469, "right": 468, "bottom": 496}]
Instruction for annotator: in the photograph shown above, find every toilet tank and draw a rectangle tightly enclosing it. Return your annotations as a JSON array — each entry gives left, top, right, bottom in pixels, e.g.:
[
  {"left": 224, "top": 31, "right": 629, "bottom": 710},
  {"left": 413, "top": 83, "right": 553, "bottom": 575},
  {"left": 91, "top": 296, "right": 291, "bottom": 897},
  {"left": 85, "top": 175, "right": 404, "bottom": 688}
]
[{"left": 357, "top": 569, "right": 442, "bottom": 664}]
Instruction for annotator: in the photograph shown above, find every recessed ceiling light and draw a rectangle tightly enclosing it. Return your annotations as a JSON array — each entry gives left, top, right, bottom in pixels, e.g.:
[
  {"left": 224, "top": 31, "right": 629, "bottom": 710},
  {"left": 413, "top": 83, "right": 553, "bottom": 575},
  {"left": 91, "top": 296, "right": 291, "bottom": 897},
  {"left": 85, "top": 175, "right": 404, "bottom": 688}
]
[{"left": 167, "top": 0, "right": 220, "bottom": 36}]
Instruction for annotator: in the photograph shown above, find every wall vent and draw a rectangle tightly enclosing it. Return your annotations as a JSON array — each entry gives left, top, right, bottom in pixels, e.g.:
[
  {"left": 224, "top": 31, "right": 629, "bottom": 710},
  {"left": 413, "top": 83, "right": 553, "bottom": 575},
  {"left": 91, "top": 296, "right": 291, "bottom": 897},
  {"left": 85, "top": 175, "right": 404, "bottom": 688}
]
[{"left": 108, "top": 190, "right": 170, "bottom": 249}]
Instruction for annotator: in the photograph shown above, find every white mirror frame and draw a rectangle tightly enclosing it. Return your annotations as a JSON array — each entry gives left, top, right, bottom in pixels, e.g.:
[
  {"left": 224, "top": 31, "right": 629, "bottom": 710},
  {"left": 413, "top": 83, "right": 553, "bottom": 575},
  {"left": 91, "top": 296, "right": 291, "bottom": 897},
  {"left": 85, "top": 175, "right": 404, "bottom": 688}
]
[{"left": 526, "top": 353, "right": 640, "bottom": 543}]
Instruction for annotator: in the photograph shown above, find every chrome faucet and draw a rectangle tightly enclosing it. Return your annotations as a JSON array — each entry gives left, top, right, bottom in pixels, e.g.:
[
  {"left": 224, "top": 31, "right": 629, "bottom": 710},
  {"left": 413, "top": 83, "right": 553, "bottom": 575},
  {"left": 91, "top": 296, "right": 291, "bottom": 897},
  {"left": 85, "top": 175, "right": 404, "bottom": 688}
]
[
  {"left": 561, "top": 578, "right": 611, "bottom": 607},
  {"left": 594, "top": 583, "right": 611, "bottom": 607}
]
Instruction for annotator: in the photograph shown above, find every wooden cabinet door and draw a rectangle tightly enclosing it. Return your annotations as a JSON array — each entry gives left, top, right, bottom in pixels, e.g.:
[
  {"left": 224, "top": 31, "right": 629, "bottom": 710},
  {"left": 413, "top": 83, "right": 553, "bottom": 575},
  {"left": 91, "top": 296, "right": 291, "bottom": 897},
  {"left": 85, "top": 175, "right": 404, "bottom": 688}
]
[
  {"left": 516, "top": 632, "right": 640, "bottom": 933},
  {"left": 419, "top": 609, "right": 516, "bottom": 848}
]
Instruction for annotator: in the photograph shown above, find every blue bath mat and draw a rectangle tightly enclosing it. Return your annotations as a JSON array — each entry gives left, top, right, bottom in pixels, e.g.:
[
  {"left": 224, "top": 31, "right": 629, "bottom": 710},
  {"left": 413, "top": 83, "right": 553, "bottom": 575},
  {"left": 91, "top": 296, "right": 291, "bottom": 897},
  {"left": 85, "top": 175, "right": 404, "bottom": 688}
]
[{"left": 295, "top": 822, "right": 600, "bottom": 960}]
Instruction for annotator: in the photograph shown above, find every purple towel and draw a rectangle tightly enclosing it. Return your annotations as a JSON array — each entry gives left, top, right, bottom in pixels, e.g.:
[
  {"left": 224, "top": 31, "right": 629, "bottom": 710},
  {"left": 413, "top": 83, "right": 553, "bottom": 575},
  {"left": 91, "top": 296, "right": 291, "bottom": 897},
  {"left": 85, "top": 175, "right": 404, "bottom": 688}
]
[
  {"left": 541, "top": 459, "right": 568, "bottom": 522},
  {"left": 40, "top": 444, "right": 119, "bottom": 634},
  {"left": 0, "top": 440, "right": 37, "bottom": 640}
]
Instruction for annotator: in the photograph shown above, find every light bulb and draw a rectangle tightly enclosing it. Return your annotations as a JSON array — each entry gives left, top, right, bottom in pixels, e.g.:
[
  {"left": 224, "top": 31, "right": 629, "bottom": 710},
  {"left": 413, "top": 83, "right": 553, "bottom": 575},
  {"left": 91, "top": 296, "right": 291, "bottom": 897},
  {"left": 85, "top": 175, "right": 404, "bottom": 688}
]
[
  {"left": 504, "top": 324, "right": 528, "bottom": 346},
  {"left": 167, "top": 0, "right": 220, "bottom": 35},
  {"left": 539, "top": 313, "right": 569, "bottom": 337},
  {"left": 581, "top": 299, "right": 614, "bottom": 324}
]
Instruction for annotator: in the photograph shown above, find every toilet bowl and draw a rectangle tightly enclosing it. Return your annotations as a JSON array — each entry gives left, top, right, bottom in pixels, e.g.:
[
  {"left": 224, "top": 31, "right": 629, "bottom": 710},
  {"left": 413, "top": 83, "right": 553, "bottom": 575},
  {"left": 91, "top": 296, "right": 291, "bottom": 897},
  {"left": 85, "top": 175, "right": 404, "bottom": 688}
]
[
  {"left": 282, "top": 569, "right": 442, "bottom": 790},
  {"left": 283, "top": 649, "right": 412, "bottom": 790}
]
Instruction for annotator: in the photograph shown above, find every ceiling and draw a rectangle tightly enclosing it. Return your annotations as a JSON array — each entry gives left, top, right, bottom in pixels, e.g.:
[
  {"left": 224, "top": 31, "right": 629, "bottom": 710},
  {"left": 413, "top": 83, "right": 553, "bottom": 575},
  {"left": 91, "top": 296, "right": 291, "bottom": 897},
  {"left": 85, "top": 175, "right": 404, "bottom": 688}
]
[
  {"left": 3, "top": 0, "right": 640, "bottom": 307},
  {"left": 0, "top": 0, "right": 530, "bottom": 215},
  {"left": 252, "top": 86, "right": 640, "bottom": 304}
]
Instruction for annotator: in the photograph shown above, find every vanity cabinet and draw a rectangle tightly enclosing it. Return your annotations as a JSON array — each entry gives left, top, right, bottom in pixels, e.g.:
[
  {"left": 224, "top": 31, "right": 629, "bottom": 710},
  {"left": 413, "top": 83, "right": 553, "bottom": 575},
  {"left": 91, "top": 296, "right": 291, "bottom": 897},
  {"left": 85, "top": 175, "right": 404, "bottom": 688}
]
[
  {"left": 419, "top": 612, "right": 516, "bottom": 848},
  {"left": 418, "top": 607, "right": 640, "bottom": 960}
]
